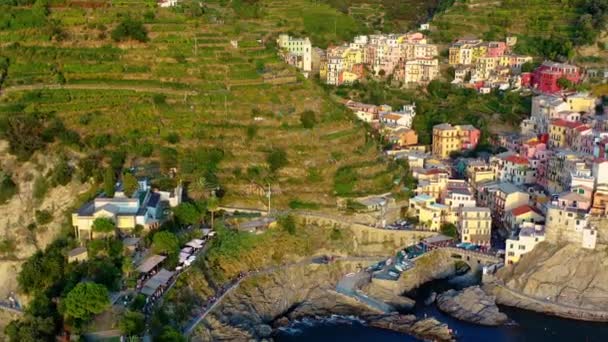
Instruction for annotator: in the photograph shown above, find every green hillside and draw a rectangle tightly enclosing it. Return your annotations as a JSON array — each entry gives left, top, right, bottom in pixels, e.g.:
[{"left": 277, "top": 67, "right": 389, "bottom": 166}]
[
  {"left": 429, "top": 0, "right": 607, "bottom": 62},
  {"left": 0, "top": 0, "right": 403, "bottom": 210}
]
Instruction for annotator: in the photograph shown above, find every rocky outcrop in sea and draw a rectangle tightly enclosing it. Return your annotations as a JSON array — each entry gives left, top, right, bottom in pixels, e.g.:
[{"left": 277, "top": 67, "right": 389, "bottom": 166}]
[{"left": 436, "top": 286, "right": 509, "bottom": 326}]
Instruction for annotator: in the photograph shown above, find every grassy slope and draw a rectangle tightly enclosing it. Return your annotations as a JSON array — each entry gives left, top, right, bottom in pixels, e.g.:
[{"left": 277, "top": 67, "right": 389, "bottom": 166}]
[
  {"left": 429, "top": 0, "right": 579, "bottom": 43},
  {"left": 0, "top": 0, "right": 401, "bottom": 209}
]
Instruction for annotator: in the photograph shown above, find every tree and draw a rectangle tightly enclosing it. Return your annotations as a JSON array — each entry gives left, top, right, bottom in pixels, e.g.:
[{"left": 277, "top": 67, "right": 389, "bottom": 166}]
[
  {"left": 92, "top": 218, "right": 115, "bottom": 234},
  {"left": 122, "top": 255, "right": 134, "bottom": 278},
  {"left": 32, "top": 176, "right": 49, "bottom": 201},
  {"left": 111, "top": 18, "right": 148, "bottom": 42},
  {"left": 299, "top": 110, "right": 317, "bottom": 129},
  {"left": 103, "top": 168, "right": 116, "bottom": 197},
  {"left": 0, "top": 171, "right": 18, "bottom": 204},
  {"left": 173, "top": 202, "right": 201, "bottom": 226},
  {"left": 278, "top": 214, "right": 296, "bottom": 235},
  {"left": 266, "top": 149, "right": 288, "bottom": 173},
  {"left": 152, "top": 231, "right": 179, "bottom": 256},
  {"left": 119, "top": 310, "right": 145, "bottom": 336},
  {"left": 5, "top": 315, "right": 56, "bottom": 342},
  {"left": 51, "top": 158, "right": 72, "bottom": 186},
  {"left": 440, "top": 223, "right": 458, "bottom": 239},
  {"left": 207, "top": 195, "right": 219, "bottom": 229},
  {"left": 521, "top": 61, "right": 536, "bottom": 73},
  {"left": 63, "top": 282, "right": 110, "bottom": 322},
  {"left": 35, "top": 210, "right": 53, "bottom": 225},
  {"left": 557, "top": 77, "right": 574, "bottom": 90},
  {"left": 246, "top": 125, "right": 257, "bottom": 140},
  {"left": 122, "top": 173, "right": 139, "bottom": 197},
  {"left": 156, "top": 327, "right": 186, "bottom": 342}
]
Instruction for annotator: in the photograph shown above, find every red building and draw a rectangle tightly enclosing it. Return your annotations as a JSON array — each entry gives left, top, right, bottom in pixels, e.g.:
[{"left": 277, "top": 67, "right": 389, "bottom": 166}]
[
  {"left": 532, "top": 61, "right": 581, "bottom": 94},
  {"left": 486, "top": 41, "right": 507, "bottom": 57}
]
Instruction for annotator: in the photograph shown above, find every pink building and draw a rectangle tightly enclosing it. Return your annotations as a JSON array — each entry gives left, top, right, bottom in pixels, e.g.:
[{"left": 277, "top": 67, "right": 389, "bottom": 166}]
[
  {"left": 520, "top": 140, "right": 547, "bottom": 159},
  {"left": 486, "top": 41, "right": 507, "bottom": 57},
  {"left": 532, "top": 61, "right": 581, "bottom": 94},
  {"left": 556, "top": 191, "right": 592, "bottom": 211}
]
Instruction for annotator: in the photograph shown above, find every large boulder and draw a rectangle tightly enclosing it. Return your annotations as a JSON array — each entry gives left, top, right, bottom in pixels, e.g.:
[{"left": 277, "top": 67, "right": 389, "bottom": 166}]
[{"left": 436, "top": 286, "right": 509, "bottom": 326}]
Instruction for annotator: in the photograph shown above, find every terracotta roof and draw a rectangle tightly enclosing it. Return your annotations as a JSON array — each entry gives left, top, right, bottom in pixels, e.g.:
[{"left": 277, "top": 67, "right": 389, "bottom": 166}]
[
  {"left": 504, "top": 155, "right": 529, "bottom": 165},
  {"left": 550, "top": 119, "right": 582, "bottom": 129},
  {"left": 383, "top": 114, "right": 403, "bottom": 121},
  {"left": 510, "top": 205, "right": 543, "bottom": 217}
]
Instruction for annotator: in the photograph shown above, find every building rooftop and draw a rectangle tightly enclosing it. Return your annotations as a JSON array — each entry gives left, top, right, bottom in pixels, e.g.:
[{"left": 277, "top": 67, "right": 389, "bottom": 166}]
[
  {"left": 460, "top": 206, "right": 491, "bottom": 213},
  {"left": 511, "top": 204, "right": 544, "bottom": 217},
  {"left": 504, "top": 155, "right": 529, "bottom": 165},
  {"left": 497, "top": 182, "right": 524, "bottom": 195},
  {"left": 68, "top": 246, "right": 87, "bottom": 257}
]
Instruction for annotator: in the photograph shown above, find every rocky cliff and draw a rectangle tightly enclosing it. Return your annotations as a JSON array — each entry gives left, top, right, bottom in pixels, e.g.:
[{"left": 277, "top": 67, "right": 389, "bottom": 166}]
[
  {"left": 192, "top": 261, "right": 454, "bottom": 341},
  {"left": 486, "top": 242, "right": 608, "bottom": 321}
]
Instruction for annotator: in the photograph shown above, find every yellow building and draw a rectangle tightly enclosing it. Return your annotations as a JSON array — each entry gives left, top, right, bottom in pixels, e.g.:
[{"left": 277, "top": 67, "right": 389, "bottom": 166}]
[
  {"left": 432, "top": 123, "right": 480, "bottom": 159},
  {"left": 341, "top": 70, "right": 360, "bottom": 84},
  {"left": 504, "top": 204, "right": 545, "bottom": 232},
  {"left": 414, "top": 168, "right": 449, "bottom": 199},
  {"left": 566, "top": 93, "right": 596, "bottom": 113},
  {"left": 342, "top": 47, "right": 363, "bottom": 71},
  {"left": 409, "top": 194, "right": 448, "bottom": 231},
  {"left": 548, "top": 119, "right": 575, "bottom": 149},
  {"left": 459, "top": 207, "right": 492, "bottom": 246},
  {"left": 505, "top": 223, "right": 545, "bottom": 265}
]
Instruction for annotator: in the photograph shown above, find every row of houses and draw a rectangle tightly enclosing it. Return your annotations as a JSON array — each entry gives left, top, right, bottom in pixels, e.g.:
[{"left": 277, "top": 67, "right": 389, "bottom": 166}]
[{"left": 278, "top": 32, "right": 440, "bottom": 86}]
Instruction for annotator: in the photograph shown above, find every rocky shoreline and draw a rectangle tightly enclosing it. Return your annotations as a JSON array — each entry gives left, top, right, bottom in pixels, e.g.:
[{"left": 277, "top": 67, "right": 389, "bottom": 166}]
[{"left": 192, "top": 260, "right": 456, "bottom": 341}]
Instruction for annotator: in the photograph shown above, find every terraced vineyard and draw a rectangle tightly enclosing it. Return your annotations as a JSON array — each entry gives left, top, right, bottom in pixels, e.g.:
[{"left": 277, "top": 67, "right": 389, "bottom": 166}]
[
  {"left": 0, "top": 0, "right": 400, "bottom": 210},
  {"left": 429, "top": 0, "right": 581, "bottom": 46}
]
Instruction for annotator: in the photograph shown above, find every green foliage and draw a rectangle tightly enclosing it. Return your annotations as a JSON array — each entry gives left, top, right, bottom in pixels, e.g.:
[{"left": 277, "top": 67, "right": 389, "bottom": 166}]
[
  {"left": 330, "top": 227, "right": 342, "bottom": 240},
  {"left": 122, "top": 172, "right": 139, "bottom": 197},
  {"left": 266, "top": 149, "right": 288, "bottom": 173},
  {"left": 63, "top": 282, "right": 110, "bottom": 322},
  {"left": 159, "top": 147, "right": 178, "bottom": 172},
  {"left": 152, "top": 231, "right": 179, "bottom": 256},
  {"left": 119, "top": 310, "right": 145, "bottom": 336},
  {"left": 0, "top": 171, "right": 18, "bottom": 204},
  {"left": 299, "top": 110, "right": 317, "bottom": 129},
  {"left": 278, "top": 214, "right": 296, "bottom": 235},
  {"left": 18, "top": 241, "right": 66, "bottom": 294},
  {"left": 246, "top": 125, "right": 258, "bottom": 140},
  {"left": 557, "top": 77, "right": 575, "bottom": 90},
  {"left": 0, "top": 237, "right": 17, "bottom": 257},
  {"left": 32, "top": 175, "right": 49, "bottom": 201},
  {"left": 111, "top": 18, "right": 149, "bottom": 43},
  {"left": 173, "top": 202, "right": 201, "bottom": 226},
  {"left": 165, "top": 132, "right": 180, "bottom": 144},
  {"left": 4, "top": 315, "right": 56, "bottom": 342},
  {"left": 288, "top": 199, "right": 321, "bottom": 210},
  {"left": 156, "top": 326, "right": 186, "bottom": 342},
  {"left": 301, "top": 5, "right": 367, "bottom": 48},
  {"left": 35, "top": 209, "right": 53, "bottom": 225},
  {"left": 92, "top": 218, "right": 115, "bottom": 234},
  {"left": 334, "top": 166, "right": 357, "bottom": 196},
  {"left": 103, "top": 168, "right": 116, "bottom": 197},
  {"left": 232, "top": 0, "right": 263, "bottom": 19},
  {"left": 440, "top": 223, "right": 458, "bottom": 239},
  {"left": 207, "top": 224, "right": 257, "bottom": 260},
  {"left": 50, "top": 158, "right": 72, "bottom": 186}
]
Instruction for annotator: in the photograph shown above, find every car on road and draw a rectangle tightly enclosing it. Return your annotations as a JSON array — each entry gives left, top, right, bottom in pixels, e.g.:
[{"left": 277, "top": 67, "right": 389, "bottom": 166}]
[
  {"left": 388, "top": 271, "right": 399, "bottom": 277},
  {"left": 346, "top": 272, "right": 356, "bottom": 277}
]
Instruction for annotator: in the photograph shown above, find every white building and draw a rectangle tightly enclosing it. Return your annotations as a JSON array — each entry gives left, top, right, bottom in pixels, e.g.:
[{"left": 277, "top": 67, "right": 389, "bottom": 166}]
[
  {"left": 277, "top": 34, "right": 312, "bottom": 72},
  {"left": 505, "top": 223, "right": 545, "bottom": 265}
]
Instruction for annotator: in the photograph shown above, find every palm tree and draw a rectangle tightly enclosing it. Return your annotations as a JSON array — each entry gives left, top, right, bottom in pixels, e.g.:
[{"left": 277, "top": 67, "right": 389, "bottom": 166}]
[{"left": 207, "top": 194, "right": 219, "bottom": 229}]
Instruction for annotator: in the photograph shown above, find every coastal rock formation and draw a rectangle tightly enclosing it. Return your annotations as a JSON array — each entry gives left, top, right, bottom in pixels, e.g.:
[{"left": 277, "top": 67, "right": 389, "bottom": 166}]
[
  {"left": 193, "top": 261, "right": 454, "bottom": 341},
  {"left": 486, "top": 242, "right": 608, "bottom": 321},
  {"left": 361, "top": 249, "right": 457, "bottom": 306},
  {"left": 436, "top": 286, "right": 509, "bottom": 326}
]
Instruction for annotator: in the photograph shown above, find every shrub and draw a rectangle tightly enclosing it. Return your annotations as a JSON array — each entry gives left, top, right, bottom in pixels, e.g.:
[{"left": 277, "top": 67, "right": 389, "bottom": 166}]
[
  {"left": 299, "top": 110, "right": 317, "bottom": 129},
  {"left": 111, "top": 18, "right": 148, "bottom": 43},
  {"left": 165, "top": 132, "right": 180, "bottom": 144},
  {"left": 278, "top": 215, "right": 296, "bottom": 235},
  {"left": 35, "top": 210, "right": 52, "bottom": 225},
  {"left": 266, "top": 149, "right": 288, "bottom": 172},
  {"left": 122, "top": 173, "right": 139, "bottom": 197},
  {"left": 32, "top": 176, "right": 49, "bottom": 201},
  {"left": 63, "top": 282, "right": 110, "bottom": 323},
  {"left": 103, "top": 168, "right": 116, "bottom": 197},
  {"left": 92, "top": 218, "right": 115, "bottom": 234},
  {"left": 0, "top": 171, "right": 18, "bottom": 204},
  {"left": 50, "top": 158, "right": 72, "bottom": 186}
]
